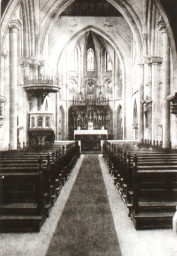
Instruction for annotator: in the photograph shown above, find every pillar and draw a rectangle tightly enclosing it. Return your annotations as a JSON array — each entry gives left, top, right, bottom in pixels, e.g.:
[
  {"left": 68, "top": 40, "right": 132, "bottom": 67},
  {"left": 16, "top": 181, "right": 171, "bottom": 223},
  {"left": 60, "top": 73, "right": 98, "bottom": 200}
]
[
  {"left": 9, "top": 20, "right": 21, "bottom": 150},
  {"left": 1, "top": 49, "right": 7, "bottom": 96},
  {"left": 0, "top": 0, "right": 1, "bottom": 91},
  {"left": 138, "top": 62, "right": 144, "bottom": 142},
  {"left": 158, "top": 18, "right": 171, "bottom": 148},
  {"left": 151, "top": 56, "right": 162, "bottom": 141},
  {"left": 143, "top": 56, "right": 151, "bottom": 140},
  {"left": 112, "top": 51, "right": 116, "bottom": 139},
  {"left": 65, "top": 52, "right": 68, "bottom": 140},
  {"left": 56, "top": 90, "right": 59, "bottom": 140},
  {"left": 142, "top": 0, "right": 148, "bottom": 56},
  {"left": 147, "top": 61, "right": 152, "bottom": 100}
]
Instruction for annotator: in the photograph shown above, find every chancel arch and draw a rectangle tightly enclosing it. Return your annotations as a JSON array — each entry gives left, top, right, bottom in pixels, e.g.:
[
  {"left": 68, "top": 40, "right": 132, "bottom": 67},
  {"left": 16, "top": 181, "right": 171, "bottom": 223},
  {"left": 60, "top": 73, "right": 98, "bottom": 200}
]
[
  {"left": 57, "top": 27, "right": 123, "bottom": 142},
  {"left": 1, "top": 0, "right": 177, "bottom": 149},
  {"left": 39, "top": 0, "right": 144, "bottom": 59}
]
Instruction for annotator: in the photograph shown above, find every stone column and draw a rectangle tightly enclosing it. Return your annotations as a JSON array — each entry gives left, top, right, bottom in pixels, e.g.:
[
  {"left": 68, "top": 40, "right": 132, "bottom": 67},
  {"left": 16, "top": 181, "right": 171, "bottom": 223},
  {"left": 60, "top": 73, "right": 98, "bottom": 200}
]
[
  {"left": 9, "top": 20, "right": 21, "bottom": 150},
  {"left": 0, "top": 0, "right": 1, "bottom": 93},
  {"left": 143, "top": 56, "right": 151, "bottom": 97},
  {"left": 65, "top": 52, "right": 68, "bottom": 140},
  {"left": 1, "top": 49, "right": 7, "bottom": 96},
  {"left": 142, "top": 56, "right": 152, "bottom": 140},
  {"left": 158, "top": 18, "right": 171, "bottom": 148},
  {"left": 138, "top": 62, "right": 144, "bottom": 142},
  {"left": 112, "top": 51, "right": 116, "bottom": 139},
  {"left": 55, "top": 91, "right": 59, "bottom": 140},
  {"left": 151, "top": 56, "right": 162, "bottom": 141},
  {"left": 147, "top": 62, "right": 152, "bottom": 100},
  {"left": 142, "top": 0, "right": 148, "bottom": 56},
  {"left": 114, "top": 56, "right": 120, "bottom": 139},
  {"left": 97, "top": 48, "right": 101, "bottom": 85}
]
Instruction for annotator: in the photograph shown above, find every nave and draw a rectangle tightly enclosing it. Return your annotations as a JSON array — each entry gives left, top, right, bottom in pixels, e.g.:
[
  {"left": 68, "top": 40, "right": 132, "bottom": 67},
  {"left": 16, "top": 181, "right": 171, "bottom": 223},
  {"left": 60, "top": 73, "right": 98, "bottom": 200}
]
[{"left": 0, "top": 154, "right": 177, "bottom": 256}]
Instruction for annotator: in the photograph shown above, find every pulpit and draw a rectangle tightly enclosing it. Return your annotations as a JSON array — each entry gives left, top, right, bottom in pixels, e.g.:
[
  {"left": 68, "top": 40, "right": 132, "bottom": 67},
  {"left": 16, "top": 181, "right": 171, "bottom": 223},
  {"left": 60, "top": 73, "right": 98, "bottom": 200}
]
[{"left": 74, "top": 129, "right": 108, "bottom": 152}]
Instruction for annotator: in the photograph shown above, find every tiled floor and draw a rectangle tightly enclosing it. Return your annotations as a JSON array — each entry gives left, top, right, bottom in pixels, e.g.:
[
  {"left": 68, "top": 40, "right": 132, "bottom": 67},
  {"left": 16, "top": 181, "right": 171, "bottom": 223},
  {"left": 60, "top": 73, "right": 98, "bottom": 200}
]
[{"left": 0, "top": 154, "right": 177, "bottom": 256}]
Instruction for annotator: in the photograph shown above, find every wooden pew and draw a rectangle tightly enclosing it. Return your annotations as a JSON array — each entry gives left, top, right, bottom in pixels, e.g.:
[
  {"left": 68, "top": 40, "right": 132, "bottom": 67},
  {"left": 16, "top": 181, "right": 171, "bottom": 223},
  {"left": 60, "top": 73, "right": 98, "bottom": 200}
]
[
  {"left": 103, "top": 141, "right": 177, "bottom": 230},
  {"left": 0, "top": 142, "right": 80, "bottom": 232},
  {"left": 130, "top": 155, "right": 177, "bottom": 229},
  {"left": 0, "top": 156, "right": 46, "bottom": 232}
]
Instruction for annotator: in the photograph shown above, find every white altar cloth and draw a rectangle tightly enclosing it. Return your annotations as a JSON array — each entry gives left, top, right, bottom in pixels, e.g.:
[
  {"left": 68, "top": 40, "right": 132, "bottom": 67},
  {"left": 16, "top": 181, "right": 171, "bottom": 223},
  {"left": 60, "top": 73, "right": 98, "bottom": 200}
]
[{"left": 74, "top": 129, "right": 108, "bottom": 138}]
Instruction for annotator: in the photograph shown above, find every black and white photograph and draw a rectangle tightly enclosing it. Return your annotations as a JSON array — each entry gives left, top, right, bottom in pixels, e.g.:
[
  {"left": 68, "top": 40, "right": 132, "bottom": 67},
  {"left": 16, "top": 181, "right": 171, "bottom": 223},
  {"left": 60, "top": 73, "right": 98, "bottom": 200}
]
[{"left": 0, "top": 0, "right": 177, "bottom": 255}]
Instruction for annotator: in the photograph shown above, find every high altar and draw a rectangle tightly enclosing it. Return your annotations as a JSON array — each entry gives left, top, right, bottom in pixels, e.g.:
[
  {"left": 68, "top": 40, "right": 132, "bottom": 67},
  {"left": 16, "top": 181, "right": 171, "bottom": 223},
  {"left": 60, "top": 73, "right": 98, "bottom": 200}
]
[
  {"left": 74, "top": 128, "right": 108, "bottom": 152},
  {"left": 68, "top": 81, "right": 113, "bottom": 151}
]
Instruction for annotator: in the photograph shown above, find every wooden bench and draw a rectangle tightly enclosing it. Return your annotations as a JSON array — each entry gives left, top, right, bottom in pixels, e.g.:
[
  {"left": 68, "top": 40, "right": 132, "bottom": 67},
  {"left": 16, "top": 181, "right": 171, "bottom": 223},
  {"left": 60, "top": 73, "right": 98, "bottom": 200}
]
[
  {"left": 0, "top": 142, "right": 80, "bottom": 232},
  {"left": 130, "top": 159, "right": 177, "bottom": 229},
  {"left": 103, "top": 141, "right": 177, "bottom": 230},
  {"left": 0, "top": 156, "right": 46, "bottom": 232}
]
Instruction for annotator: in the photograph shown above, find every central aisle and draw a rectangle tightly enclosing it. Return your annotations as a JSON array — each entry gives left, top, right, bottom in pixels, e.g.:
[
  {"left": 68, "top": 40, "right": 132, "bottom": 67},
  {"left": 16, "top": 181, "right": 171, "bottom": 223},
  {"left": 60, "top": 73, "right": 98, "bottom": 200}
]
[{"left": 46, "top": 154, "right": 122, "bottom": 256}]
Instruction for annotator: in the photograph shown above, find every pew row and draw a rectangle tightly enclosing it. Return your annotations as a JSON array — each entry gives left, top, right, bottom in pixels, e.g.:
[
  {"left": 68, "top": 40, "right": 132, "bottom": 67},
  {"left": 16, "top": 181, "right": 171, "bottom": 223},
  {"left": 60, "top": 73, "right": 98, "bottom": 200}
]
[
  {"left": 0, "top": 142, "right": 80, "bottom": 232},
  {"left": 103, "top": 141, "right": 177, "bottom": 230}
]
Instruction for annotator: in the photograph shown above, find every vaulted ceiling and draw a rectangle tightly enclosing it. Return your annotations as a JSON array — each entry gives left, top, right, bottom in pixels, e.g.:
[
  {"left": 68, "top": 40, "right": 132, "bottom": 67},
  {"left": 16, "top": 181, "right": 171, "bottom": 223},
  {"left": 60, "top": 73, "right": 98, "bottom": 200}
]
[
  {"left": 1, "top": 0, "right": 177, "bottom": 46},
  {"left": 1, "top": 0, "right": 10, "bottom": 15},
  {"left": 160, "top": 0, "right": 177, "bottom": 45},
  {"left": 60, "top": 0, "right": 122, "bottom": 16}
]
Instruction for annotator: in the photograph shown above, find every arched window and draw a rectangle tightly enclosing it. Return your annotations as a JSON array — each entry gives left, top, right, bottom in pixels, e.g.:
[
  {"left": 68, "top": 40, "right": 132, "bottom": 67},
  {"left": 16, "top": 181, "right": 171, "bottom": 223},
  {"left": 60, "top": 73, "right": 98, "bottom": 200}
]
[{"left": 87, "top": 48, "right": 94, "bottom": 71}]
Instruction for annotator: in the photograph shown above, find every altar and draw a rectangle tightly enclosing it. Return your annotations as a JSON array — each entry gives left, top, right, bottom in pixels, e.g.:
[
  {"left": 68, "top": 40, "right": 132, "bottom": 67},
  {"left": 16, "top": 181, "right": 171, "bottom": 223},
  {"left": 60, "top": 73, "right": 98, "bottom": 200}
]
[{"left": 74, "top": 129, "right": 108, "bottom": 152}]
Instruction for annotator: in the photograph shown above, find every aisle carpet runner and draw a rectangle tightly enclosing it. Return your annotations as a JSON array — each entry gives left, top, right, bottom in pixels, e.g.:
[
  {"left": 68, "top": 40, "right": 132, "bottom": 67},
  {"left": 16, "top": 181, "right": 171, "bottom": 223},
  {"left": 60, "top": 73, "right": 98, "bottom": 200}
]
[{"left": 46, "top": 154, "right": 122, "bottom": 256}]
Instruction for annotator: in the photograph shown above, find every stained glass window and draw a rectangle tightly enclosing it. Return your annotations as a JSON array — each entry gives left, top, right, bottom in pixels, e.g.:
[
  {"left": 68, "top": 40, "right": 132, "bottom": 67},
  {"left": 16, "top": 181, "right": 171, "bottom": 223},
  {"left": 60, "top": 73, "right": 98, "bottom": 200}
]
[{"left": 87, "top": 48, "right": 94, "bottom": 71}]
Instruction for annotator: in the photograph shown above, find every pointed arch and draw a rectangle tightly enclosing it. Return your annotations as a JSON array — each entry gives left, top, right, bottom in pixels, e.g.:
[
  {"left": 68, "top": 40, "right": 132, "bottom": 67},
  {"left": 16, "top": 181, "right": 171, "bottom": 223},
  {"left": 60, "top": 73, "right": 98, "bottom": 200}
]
[
  {"left": 56, "top": 25, "right": 126, "bottom": 87},
  {"left": 39, "top": 0, "right": 143, "bottom": 56},
  {"left": 55, "top": 25, "right": 124, "bottom": 65}
]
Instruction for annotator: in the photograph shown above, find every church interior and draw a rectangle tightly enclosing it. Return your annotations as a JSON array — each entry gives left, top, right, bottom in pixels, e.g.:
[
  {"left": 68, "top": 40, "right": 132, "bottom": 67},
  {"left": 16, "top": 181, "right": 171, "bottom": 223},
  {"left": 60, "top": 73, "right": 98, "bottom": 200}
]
[{"left": 1, "top": 0, "right": 177, "bottom": 255}]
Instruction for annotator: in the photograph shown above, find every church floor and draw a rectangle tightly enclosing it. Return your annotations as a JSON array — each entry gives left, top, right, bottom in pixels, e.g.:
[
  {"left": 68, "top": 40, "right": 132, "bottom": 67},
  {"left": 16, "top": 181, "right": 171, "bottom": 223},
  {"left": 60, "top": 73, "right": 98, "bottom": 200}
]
[
  {"left": 0, "top": 154, "right": 177, "bottom": 256},
  {"left": 46, "top": 154, "right": 121, "bottom": 256}
]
